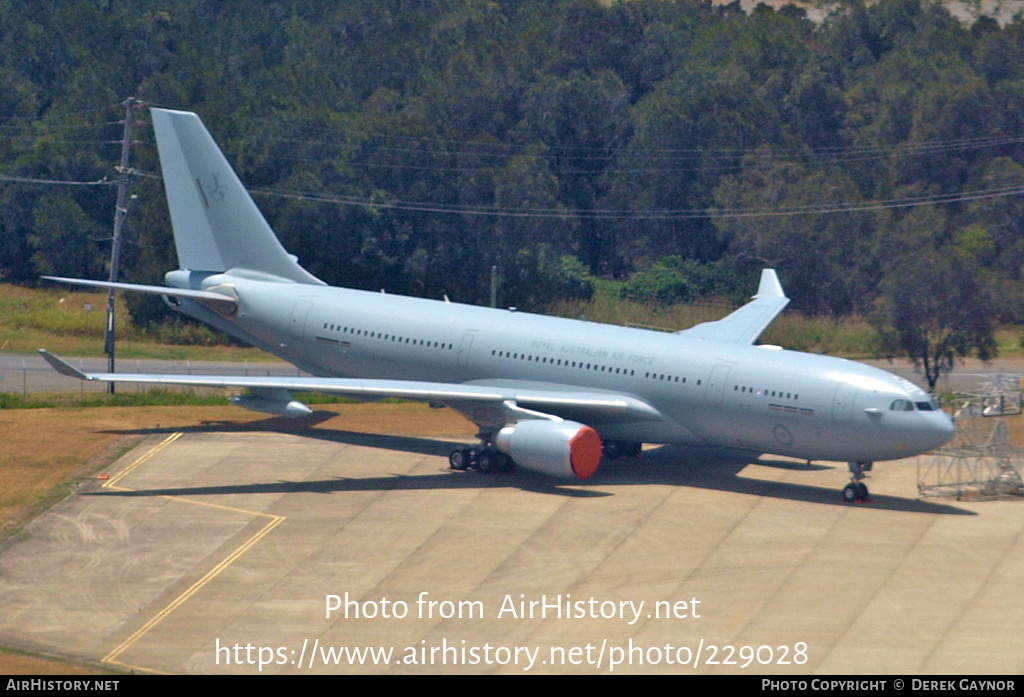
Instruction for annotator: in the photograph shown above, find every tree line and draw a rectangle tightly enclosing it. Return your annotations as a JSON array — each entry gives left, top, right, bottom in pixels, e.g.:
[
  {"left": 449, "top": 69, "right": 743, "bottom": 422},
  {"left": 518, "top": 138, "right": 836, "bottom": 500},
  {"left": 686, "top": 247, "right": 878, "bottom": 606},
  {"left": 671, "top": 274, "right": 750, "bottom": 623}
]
[{"left": 2, "top": 0, "right": 1022, "bottom": 385}]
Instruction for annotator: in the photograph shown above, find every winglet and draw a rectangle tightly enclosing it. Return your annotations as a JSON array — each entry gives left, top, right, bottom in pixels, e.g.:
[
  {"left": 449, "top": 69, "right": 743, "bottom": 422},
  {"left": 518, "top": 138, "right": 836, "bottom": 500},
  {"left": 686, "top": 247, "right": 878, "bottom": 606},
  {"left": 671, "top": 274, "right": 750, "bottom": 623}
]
[
  {"left": 756, "top": 269, "right": 785, "bottom": 299},
  {"left": 38, "top": 350, "right": 94, "bottom": 380},
  {"left": 676, "top": 268, "right": 790, "bottom": 345}
]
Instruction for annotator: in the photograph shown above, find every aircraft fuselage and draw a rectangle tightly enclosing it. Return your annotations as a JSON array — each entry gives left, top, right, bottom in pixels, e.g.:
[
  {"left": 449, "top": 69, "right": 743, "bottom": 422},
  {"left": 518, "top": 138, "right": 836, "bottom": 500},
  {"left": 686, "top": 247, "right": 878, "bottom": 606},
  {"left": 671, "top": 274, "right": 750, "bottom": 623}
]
[{"left": 172, "top": 270, "right": 955, "bottom": 466}]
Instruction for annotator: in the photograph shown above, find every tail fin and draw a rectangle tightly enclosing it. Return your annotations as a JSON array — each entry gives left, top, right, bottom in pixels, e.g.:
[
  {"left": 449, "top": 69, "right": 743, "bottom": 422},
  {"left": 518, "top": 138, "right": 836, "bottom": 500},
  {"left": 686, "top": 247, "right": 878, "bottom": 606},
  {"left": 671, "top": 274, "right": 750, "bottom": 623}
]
[{"left": 150, "top": 108, "right": 322, "bottom": 285}]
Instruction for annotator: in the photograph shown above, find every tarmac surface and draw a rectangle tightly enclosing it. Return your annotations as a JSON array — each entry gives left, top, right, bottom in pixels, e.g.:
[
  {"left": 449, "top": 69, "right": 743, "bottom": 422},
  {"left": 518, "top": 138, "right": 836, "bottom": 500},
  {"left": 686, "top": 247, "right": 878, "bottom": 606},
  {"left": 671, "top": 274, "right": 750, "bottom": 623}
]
[{"left": 0, "top": 422, "right": 1021, "bottom": 675}]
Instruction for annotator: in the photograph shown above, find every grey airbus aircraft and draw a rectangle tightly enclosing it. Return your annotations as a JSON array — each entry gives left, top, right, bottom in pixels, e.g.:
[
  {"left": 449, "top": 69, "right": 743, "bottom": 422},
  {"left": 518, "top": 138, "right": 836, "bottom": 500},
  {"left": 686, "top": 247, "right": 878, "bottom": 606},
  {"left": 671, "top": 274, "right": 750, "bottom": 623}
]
[{"left": 41, "top": 108, "right": 955, "bottom": 503}]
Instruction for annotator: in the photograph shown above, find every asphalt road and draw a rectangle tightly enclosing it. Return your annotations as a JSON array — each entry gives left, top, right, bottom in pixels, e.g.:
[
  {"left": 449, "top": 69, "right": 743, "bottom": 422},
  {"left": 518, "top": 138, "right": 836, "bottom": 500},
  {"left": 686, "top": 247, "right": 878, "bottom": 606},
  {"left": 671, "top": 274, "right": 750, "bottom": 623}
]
[{"left": 0, "top": 352, "right": 306, "bottom": 396}]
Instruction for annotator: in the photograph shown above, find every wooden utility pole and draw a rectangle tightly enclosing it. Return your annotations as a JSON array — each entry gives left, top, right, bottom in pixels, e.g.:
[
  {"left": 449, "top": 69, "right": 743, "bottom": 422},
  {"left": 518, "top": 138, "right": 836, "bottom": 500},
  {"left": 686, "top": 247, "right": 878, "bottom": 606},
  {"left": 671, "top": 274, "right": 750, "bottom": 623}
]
[{"left": 105, "top": 97, "right": 138, "bottom": 394}]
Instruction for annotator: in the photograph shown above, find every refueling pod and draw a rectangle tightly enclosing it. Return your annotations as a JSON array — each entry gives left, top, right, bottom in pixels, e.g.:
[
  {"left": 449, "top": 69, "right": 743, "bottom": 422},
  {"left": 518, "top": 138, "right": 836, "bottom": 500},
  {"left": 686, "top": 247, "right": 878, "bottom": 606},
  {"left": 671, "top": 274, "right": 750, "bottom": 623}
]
[{"left": 229, "top": 389, "right": 312, "bottom": 418}]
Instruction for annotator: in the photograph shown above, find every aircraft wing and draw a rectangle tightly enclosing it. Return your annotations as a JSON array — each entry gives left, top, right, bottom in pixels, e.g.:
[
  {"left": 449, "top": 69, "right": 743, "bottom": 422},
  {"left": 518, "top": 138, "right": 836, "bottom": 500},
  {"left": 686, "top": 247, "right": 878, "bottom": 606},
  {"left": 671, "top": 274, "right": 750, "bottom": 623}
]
[
  {"left": 38, "top": 350, "right": 665, "bottom": 425},
  {"left": 675, "top": 269, "right": 789, "bottom": 345}
]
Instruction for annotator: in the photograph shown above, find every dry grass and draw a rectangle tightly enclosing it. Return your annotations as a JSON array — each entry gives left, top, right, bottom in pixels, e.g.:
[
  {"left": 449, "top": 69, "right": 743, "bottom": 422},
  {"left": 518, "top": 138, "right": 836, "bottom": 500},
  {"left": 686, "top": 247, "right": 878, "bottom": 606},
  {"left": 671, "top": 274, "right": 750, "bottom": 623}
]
[{"left": 0, "top": 648, "right": 112, "bottom": 675}]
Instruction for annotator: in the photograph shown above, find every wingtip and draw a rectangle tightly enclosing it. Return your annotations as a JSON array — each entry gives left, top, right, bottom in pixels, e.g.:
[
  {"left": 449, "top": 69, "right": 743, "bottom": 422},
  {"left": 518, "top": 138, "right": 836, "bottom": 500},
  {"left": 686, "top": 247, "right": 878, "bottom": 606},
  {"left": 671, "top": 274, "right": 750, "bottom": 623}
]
[{"left": 37, "top": 349, "right": 90, "bottom": 380}]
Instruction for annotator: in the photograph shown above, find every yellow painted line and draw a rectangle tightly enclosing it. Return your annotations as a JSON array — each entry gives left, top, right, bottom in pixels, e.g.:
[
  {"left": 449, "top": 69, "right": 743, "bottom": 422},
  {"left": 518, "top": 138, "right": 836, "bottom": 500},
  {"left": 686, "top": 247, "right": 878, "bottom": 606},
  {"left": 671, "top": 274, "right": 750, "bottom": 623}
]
[
  {"left": 104, "top": 432, "right": 182, "bottom": 489},
  {"left": 97, "top": 432, "right": 286, "bottom": 674}
]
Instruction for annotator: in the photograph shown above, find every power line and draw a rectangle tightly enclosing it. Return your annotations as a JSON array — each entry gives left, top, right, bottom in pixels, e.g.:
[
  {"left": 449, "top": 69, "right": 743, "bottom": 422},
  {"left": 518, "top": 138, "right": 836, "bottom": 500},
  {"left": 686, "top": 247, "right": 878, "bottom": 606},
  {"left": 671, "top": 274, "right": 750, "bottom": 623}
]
[
  {"left": 0, "top": 173, "right": 113, "bottom": 186},
  {"left": 0, "top": 103, "right": 140, "bottom": 189},
  {"left": 6, "top": 106, "right": 1024, "bottom": 191},
  {"left": 250, "top": 182, "right": 1024, "bottom": 220},
  {"left": 11, "top": 105, "right": 1015, "bottom": 220},
  {"left": 210, "top": 116, "right": 1024, "bottom": 180},
  {"left": 219, "top": 109, "right": 1024, "bottom": 158}
]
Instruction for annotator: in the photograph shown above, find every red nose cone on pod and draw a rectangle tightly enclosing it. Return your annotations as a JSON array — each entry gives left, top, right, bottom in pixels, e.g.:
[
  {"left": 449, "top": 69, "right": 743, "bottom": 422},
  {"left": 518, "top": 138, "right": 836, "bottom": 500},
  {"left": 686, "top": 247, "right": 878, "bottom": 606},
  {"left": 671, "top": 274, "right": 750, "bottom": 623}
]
[{"left": 569, "top": 426, "right": 602, "bottom": 480}]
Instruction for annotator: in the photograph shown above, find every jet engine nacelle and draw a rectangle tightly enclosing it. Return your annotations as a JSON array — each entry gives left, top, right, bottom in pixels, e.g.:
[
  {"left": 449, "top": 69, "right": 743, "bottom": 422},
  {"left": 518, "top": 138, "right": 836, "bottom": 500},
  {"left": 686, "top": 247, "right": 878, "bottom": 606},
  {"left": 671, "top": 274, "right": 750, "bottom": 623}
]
[
  {"left": 229, "top": 395, "right": 312, "bottom": 418},
  {"left": 492, "top": 419, "right": 602, "bottom": 480}
]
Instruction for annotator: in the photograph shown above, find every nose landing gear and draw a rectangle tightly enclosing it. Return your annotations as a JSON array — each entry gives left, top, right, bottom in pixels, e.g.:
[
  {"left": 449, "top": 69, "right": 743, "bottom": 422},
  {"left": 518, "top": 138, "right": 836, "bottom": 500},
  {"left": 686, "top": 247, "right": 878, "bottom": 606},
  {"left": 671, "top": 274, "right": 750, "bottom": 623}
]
[{"left": 842, "top": 461, "right": 873, "bottom": 503}]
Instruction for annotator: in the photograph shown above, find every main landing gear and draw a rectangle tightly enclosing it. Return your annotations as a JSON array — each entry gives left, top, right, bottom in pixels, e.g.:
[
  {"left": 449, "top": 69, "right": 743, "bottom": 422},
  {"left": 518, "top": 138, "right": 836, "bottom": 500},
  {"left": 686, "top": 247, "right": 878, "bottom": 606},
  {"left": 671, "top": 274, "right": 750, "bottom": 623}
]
[
  {"left": 842, "top": 461, "right": 873, "bottom": 503},
  {"left": 602, "top": 440, "right": 642, "bottom": 459},
  {"left": 448, "top": 438, "right": 643, "bottom": 476},
  {"left": 448, "top": 446, "right": 514, "bottom": 474}
]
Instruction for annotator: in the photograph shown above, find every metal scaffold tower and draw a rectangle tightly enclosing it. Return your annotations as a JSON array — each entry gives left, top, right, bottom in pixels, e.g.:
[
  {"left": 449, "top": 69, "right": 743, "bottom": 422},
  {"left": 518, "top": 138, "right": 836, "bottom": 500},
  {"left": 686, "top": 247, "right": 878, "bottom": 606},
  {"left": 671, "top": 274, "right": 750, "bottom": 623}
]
[{"left": 918, "top": 374, "right": 1024, "bottom": 500}]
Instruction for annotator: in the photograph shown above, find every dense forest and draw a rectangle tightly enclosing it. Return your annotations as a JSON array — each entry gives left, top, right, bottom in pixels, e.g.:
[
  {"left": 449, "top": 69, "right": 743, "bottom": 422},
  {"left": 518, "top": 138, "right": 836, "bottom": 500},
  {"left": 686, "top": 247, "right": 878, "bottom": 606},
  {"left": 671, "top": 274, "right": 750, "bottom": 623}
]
[{"left": 1, "top": 0, "right": 1023, "bottom": 375}]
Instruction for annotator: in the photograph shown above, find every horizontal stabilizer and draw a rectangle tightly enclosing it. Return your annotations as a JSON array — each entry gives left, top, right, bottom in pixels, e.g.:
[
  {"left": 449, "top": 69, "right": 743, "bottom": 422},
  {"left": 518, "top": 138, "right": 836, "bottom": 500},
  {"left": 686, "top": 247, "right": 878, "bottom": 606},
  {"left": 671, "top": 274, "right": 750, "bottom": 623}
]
[
  {"left": 677, "top": 269, "right": 789, "bottom": 345},
  {"left": 42, "top": 276, "right": 238, "bottom": 312}
]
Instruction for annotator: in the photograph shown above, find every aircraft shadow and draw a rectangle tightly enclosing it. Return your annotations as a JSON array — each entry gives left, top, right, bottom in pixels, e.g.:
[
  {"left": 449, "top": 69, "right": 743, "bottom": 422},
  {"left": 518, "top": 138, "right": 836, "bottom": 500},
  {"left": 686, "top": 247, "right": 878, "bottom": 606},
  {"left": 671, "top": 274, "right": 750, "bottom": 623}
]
[
  {"left": 101, "top": 412, "right": 462, "bottom": 458},
  {"left": 597, "top": 445, "right": 976, "bottom": 515},
  {"left": 95, "top": 412, "right": 606, "bottom": 499},
  {"left": 93, "top": 413, "right": 975, "bottom": 513}
]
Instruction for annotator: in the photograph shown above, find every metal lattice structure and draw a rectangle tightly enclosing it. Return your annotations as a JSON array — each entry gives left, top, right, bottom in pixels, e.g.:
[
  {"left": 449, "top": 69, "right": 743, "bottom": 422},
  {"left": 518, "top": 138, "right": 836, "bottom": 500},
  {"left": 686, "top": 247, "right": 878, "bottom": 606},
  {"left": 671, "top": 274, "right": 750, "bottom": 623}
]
[{"left": 918, "top": 378, "right": 1024, "bottom": 500}]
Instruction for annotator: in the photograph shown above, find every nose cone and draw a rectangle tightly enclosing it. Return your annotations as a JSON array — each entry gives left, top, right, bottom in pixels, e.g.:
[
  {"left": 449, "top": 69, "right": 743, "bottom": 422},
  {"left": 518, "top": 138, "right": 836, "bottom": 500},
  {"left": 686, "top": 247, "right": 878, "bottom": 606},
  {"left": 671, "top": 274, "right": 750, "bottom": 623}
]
[
  {"left": 924, "top": 411, "right": 956, "bottom": 452},
  {"left": 885, "top": 408, "right": 956, "bottom": 459}
]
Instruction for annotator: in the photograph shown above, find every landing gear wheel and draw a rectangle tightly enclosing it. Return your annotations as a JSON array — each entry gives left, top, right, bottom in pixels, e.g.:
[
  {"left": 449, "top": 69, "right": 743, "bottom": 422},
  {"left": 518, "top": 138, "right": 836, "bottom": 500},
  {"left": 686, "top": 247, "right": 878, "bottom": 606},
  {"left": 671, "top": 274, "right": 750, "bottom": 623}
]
[
  {"left": 476, "top": 450, "right": 495, "bottom": 474},
  {"left": 841, "top": 482, "right": 870, "bottom": 503},
  {"left": 449, "top": 448, "right": 469, "bottom": 471},
  {"left": 495, "top": 452, "right": 515, "bottom": 473},
  {"left": 843, "top": 461, "right": 872, "bottom": 503}
]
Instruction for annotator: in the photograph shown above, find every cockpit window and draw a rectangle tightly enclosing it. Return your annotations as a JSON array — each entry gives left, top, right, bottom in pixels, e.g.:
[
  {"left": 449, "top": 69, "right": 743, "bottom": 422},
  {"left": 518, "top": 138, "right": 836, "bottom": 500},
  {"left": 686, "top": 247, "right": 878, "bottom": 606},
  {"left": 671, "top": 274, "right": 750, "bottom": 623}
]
[
  {"left": 915, "top": 400, "right": 938, "bottom": 411},
  {"left": 890, "top": 399, "right": 914, "bottom": 412}
]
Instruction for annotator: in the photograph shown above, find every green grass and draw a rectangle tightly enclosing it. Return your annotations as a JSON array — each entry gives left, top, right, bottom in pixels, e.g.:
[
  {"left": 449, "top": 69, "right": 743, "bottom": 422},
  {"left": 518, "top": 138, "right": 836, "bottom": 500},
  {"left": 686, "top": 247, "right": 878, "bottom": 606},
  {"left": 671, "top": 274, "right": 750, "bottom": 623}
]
[
  {"left": 548, "top": 283, "right": 885, "bottom": 357},
  {"left": 550, "top": 280, "right": 1024, "bottom": 359},
  {"left": 0, "top": 283, "right": 275, "bottom": 361},
  {"left": 995, "top": 327, "right": 1024, "bottom": 358},
  {"left": 0, "top": 389, "right": 234, "bottom": 410},
  {"left": 760, "top": 313, "right": 881, "bottom": 357},
  {"left": 1, "top": 388, "right": 381, "bottom": 411}
]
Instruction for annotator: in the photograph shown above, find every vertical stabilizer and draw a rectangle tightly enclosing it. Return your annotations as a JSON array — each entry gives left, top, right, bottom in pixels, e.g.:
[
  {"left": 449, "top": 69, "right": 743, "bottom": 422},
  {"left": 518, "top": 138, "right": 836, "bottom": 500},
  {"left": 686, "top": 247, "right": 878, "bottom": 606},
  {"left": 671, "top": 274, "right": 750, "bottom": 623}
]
[{"left": 151, "top": 108, "right": 323, "bottom": 285}]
